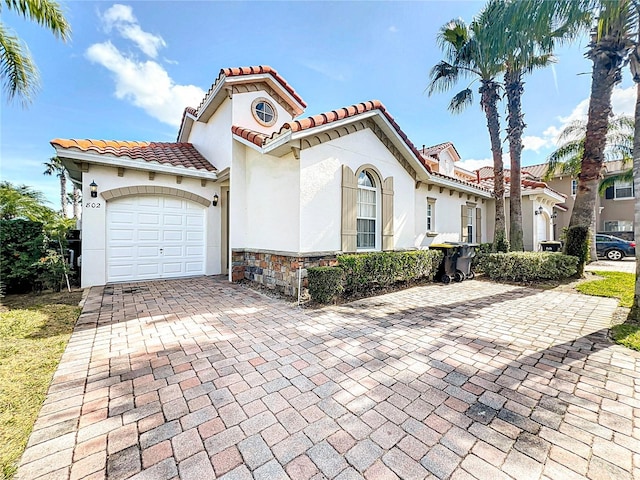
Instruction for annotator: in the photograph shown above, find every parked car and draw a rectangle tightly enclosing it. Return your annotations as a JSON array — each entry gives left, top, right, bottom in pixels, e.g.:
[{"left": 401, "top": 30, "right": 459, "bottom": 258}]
[{"left": 595, "top": 234, "right": 636, "bottom": 260}]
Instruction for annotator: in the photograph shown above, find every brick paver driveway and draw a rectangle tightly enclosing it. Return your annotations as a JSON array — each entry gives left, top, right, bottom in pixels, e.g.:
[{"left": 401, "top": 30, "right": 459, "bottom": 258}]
[{"left": 17, "top": 277, "right": 640, "bottom": 479}]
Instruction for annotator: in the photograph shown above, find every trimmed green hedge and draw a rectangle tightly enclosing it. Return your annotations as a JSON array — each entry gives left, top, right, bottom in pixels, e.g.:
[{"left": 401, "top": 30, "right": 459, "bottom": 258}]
[
  {"left": 338, "top": 250, "right": 443, "bottom": 294},
  {"left": 479, "top": 252, "right": 578, "bottom": 282},
  {"left": 308, "top": 250, "right": 443, "bottom": 303},
  {"left": 307, "top": 267, "right": 344, "bottom": 304}
]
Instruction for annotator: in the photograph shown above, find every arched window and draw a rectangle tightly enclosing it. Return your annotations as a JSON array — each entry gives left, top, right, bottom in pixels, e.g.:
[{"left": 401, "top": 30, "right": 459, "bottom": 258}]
[{"left": 357, "top": 171, "right": 379, "bottom": 249}]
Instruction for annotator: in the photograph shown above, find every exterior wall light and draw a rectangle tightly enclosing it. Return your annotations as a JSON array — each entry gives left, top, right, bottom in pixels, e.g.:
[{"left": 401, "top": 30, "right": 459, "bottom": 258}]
[
  {"left": 534, "top": 206, "right": 543, "bottom": 215},
  {"left": 550, "top": 212, "right": 558, "bottom": 219},
  {"left": 212, "top": 193, "right": 219, "bottom": 206},
  {"left": 90, "top": 180, "right": 98, "bottom": 198}
]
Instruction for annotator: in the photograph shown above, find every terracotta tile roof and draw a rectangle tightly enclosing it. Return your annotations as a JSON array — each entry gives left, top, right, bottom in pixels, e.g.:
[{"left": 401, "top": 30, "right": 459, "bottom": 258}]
[
  {"left": 421, "top": 142, "right": 454, "bottom": 157},
  {"left": 222, "top": 66, "right": 306, "bottom": 108},
  {"left": 232, "top": 100, "right": 431, "bottom": 173},
  {"left": 475, "top": 174, "right": 565, "bottom": 198},
  {"left": 231, "top": 126, "right": 268, "bottom": 146},
  {"left": 50, "top": 139, "right": 216, "bottom": 172},
  {"left": 195, "top": 66, "right": 307, "bottom": 116},
  {"left": 431, "top": 171, "right": 493, "bottom": 194}
]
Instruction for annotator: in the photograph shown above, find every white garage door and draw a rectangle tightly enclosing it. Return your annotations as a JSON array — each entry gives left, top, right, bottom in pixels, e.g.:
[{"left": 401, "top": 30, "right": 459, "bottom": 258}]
[{"left": 107, "top": 196, "right": 206, "bottom": 282}]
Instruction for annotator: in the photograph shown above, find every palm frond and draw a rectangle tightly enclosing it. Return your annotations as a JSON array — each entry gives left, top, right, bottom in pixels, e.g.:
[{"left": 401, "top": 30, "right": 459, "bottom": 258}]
[
  {"left": 427, "top": 61, "right": 461, "bottom": 96},
  {"left": 4, "top": 0, "right": 71, "bottom": 41},
  {"left": 0, "top": 23, "right": 38, "bottom": 105},
  {"left": 598, "top": 168, "right": 633, "bottom": 195},
  {"left": 448, "top": 88, "right": 473, "bottom": 114}
]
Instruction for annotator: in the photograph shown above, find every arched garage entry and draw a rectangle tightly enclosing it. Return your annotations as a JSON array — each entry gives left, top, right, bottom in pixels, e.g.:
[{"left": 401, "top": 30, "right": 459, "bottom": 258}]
[{"left": 104, "top": 187, "right": 210, "bottom": 283}]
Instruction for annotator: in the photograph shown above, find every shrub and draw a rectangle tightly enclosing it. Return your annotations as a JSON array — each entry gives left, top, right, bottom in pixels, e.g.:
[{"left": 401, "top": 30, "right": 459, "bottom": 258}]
[
  {"left": 0, "top": 220, "right": 46, "bottom": 294},
  {"left": 472, "top": 243, "right": 493, "bottom": 271},
  {"left": 479, "top": 252, "right": 578, "bottom": 282},
  {"left": 338, "top": 250, "right": 443, "bottom": 295},
  {"left": 307, "top": 267, "right": 344, "bottom": 304},
  {"left": 493, "top": 233, "right": 510, "bottom": 253},
  {"left": 564, "top": 225, "right": 589, "bottom": 277}
]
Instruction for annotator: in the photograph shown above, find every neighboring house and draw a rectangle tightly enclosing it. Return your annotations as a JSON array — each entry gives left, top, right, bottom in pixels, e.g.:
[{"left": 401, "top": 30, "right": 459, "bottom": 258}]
[
  {"left": 481, "top": 160, "right": 634, "bottom": 241},
  {"left": 473, "top": 167, "right": 566, "bottom": 251},
  {"left": 51, "top": 65, "right": 559, "bottom": 294}
]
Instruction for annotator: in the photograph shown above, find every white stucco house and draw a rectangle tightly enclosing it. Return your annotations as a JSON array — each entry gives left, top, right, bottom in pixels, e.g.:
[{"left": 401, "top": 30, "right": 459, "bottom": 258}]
[{"left": 52, "top": 65, "right": 560, "bottom": 294}]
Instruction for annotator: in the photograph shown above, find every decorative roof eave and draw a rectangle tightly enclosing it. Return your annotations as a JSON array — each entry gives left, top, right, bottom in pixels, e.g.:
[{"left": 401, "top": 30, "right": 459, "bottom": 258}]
[
  {"left": 524, "top": 187, "right": 566, "bottom": 203},
  {"left": 51, "top": 148, "right": 218, "bottom": 183},
  {"left": 195, "top": 67, "right": 306, "bottom": 125},
  {"left": 232, "top": 108, "right": 432, "bottom": 182},
  {"left": 177, "top": 107, "right": 197, "bottom": 142},
  {"left": 429, "top": 171, "right": 493, "bottom": 198}
]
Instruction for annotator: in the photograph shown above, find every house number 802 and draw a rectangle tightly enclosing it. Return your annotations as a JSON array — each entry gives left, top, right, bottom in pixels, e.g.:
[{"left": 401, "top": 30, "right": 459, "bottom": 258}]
[{"left": 85, "top": 202, "right": 101, "bottom": 209}]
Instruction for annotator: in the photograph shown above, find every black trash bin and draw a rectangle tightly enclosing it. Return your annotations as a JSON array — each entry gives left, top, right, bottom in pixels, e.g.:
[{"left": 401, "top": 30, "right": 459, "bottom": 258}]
[
  {"left": 448, "top": 242, "right": 479, "bottom": 280},
  {"left": 539, "top": 241, "right": 562, "bottom": 252},
  {"left": 430, "top": 243, "right": 459, "bottom": 284}
]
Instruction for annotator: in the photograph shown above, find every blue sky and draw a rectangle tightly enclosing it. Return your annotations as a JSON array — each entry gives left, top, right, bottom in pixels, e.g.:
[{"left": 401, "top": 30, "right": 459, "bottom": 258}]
[{"left": 1, "top": 1, "right": 636, "bottom": 211}]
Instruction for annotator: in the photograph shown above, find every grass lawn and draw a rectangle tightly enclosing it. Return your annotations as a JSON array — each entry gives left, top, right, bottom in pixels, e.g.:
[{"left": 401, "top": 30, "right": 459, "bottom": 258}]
[
  {"left": 0, "top": 290, "right": 82, "bottom": 480},
  {"left": 575, "top": 270, "right": 640, "bottom": 352}
]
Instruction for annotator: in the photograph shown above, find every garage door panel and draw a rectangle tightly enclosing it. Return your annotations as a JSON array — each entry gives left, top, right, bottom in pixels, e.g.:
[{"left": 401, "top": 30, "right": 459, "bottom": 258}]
[
  {"left": 110, "top": 229, "right": 135, "bottom": 241},
  {"left": 162, "top": 263, "right": 183, "bottom": 274},
  {"left": 163, "top": 230, "right": 184, "bottom": 241},
  {"left": 138, "top": 246, "right": 160, "bottom": 258},
  {"left": 186, "top": 215, "right": 204, "bottom": 226},
  {"left": 186, "top": 231, "right": 204, "bottom": 242},
  {"left": 185, "top": 246, "right": 204, "bottom": 257},
  {"left": 138, "top": 263, "right": 161, "bottom": 276},
  {"left": 138, "top": 230, "right": 160, "bottom": 241},
  {"left": 185, "top": 262, "right": 204, "bottom": 272},
  {"left": 162, "top": 246, "right": 183, "bottom": 257},
  {"left": 109, "top": 264, "right": 134, "bottom": 278},
  {"left": 107, "top": 195, "right": 207, "bottom": 282},
  {"left": 110, "top": 211, "right": 135, "bottom": 224},
  {"left": 109, "top": 246, "right": 135, "bottom": 259},
  {"left": 139, "top": 197, "right": 161, "bottom": 207},
  {"left": 163, "top": 214, "right": 183, "bottom": 226},
  {"left": 139, "top": 213, "right": 160, "bottom": 225}
]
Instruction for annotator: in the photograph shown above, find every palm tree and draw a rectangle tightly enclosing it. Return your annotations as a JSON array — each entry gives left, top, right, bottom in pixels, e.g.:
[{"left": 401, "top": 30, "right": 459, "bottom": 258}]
[
  {"left": 1, "top": 0, "right": 70, "bottom": 105},
  {"left": 545, "top": 115, "right": 633, "bottom": 260},
  {"left": 43, "top": 156, "right": 67, "bottom": 216},
  {"left": 71, "top": 184, "right": 81, "bottom": 219},
  {"left": 0, "top": 181, "right": 51, "bottom": 222},
  {"left": 428, "top": 2, "right": 508, "bottom": 251},
  {"left": 496, "top": 0, "right": 588, "bottom": 251},
  {"left": 568, "top": 0, "right": 636, "bottom": 243},
  {"left": 628, "top": 1, "right": 640, "bottom": 319}
]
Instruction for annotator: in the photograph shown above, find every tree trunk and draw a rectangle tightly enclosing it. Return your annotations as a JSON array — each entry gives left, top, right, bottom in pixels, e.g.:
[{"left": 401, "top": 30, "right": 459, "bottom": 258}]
[
  {"left": 60, "top": 174, "right": 67, "bottom": 218},
  {"left": 480, "top": 80, "right": 507, "bottom": 251},
  {"left": 631, "top": 47, "right": 640, "bottom": 319},
  {"left": 73, "top": 185, "right": 81, "bottom": 219},
  {"left": 505, "top": 68, "right": 524, "bottom": 251},
  {"left": 570, "top": 35, "right": 624, "bottom": 233}
]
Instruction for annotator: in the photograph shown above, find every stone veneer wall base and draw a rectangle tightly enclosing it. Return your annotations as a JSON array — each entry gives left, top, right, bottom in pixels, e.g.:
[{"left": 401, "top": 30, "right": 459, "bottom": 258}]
[{"left": 232, "top": 249, "right": 339, "bottom": 297}]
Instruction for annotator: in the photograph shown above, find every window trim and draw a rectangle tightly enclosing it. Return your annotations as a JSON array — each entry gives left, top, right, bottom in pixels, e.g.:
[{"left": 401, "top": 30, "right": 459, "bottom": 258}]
[
  {"left": 356, "top": 170, "right": 381, "bottom": 251},
  {"left": 614, "top": 179, "right": 634, "bottom": 200},
  {"left": 426, "top": 197, "right": 437, "bottom": 233},
  {"left": 251, "top": 97, "right": 278, "bottom": 127}
]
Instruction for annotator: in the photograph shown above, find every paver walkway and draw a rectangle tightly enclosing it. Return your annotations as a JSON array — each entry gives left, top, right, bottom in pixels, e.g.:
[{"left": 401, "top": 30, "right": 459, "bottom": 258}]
[{"left": 16, "top": 277, "right": 640, "bottom": 480}]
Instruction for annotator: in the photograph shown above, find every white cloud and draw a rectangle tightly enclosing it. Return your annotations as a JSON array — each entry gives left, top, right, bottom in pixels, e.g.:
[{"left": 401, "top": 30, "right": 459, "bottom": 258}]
[
  {"left": 526, "top": 85, "right": 636, "bottom": 155},
  {"left": 522, "top": 135, "right": 550, "bottom": 152},
  {"left": 457, "top": 158, "right": 493, "bottom": 172},
  {"left": 101, "top": 4, "right": 166, "bottom": 58},
  {"left": 86, "top": 41, "right": 204, "bottom": 127},
  {"left": 389, "top": 25, "right": 398, "bottom": 33}
]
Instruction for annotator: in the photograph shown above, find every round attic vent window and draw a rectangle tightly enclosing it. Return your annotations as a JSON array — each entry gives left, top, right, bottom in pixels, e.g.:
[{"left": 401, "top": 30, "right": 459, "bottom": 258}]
[{"left": 252, "top": 98, "right": 277, "bottom": 126}]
